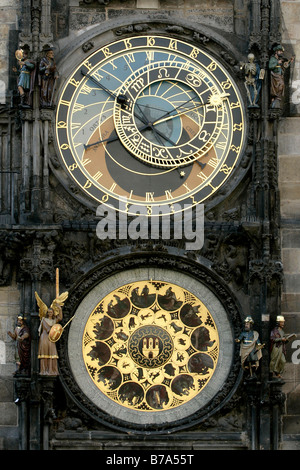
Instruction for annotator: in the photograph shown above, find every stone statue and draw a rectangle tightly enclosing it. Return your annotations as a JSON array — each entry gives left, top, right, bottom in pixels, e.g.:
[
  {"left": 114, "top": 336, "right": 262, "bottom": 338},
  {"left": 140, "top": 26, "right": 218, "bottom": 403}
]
[
  {"left": 270, "top": 315, "right": 296, "bottom": 380},
  {"left": 7, "top": 315, "right": 31, "bottom": 375},
  {"left": 235, "top": 316, "right": 264, "bottom": 379},
  {"left": 35, "top": 291, "right": 68, "bottom": 376},
  {"left": 13, "top": 47, "right": 36, "bottom": 108},
  {"left": 268, "top": 45, "right": 295, "bottom": 109},
  {"left": 241, "top": 53, "right": 263, "bottom": 108},
  {"left": 38, "top": 47, "right": 58, "bottom": 108}
]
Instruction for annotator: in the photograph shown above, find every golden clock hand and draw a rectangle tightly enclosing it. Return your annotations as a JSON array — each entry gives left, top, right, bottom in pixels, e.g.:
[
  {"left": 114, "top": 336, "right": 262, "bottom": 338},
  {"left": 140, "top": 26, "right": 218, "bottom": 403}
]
[
  {"left": 153, "top": 102, "right": 208, "bottom": 126},
  {"left": 152, "top": 93, "right": 230, "bottom": 126},
  {"left": 150, "top": 96, "right": 196, "bottom": 123}
]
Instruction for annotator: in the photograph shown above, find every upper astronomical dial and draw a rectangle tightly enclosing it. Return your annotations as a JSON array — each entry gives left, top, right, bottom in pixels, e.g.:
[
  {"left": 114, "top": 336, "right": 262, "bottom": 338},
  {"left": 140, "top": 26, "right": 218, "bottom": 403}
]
[
  {"left": 113, "top": 60, "right": 228, "bottom": 168},
  {"left": 56, "top": 35, "right": 246, "bottom": 213}
]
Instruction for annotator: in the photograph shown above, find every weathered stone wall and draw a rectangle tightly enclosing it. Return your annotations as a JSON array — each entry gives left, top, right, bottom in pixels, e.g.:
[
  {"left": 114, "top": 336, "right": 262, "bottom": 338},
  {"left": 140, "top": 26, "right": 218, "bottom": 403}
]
[
  {"left": 0, "top": 0, "right": 21, "bottom": 449},
  {"left": 279, "top": 0, "right": 300, "bottom": 449},
  {"left": 0, "top": 276, "right": 20, "bottom": 449}
]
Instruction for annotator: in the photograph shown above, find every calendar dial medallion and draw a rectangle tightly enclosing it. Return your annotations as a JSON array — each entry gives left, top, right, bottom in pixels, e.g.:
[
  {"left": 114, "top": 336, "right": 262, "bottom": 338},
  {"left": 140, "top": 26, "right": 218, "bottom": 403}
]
[
  {"left": 82, "top": 280, "right": 219, "bottom": 412},
  {"left": 56, "top": 35, "right": 246, "bottom": 216}
]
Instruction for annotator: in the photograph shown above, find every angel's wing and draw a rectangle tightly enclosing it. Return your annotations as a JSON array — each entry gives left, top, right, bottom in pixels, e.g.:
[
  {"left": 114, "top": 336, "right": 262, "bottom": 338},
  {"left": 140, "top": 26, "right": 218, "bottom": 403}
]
[
  {"left": 35, "top": 292, "right": 48, "bottom": 319},
  {"left": 50, "top": 291, "right": 69, "bottom": 316}
]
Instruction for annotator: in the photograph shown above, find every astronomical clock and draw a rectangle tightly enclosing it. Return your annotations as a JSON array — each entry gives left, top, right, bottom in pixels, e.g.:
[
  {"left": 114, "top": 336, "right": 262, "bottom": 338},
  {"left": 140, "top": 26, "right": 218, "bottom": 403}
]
[
  {"left": 55, "top": 35, "right": 246, "bottom": 216},
  {"left": 2, "top": 0, "right": 288, "bottom": 451},
  {"left": 53, "top": 32, "right": 247, "bottom": 435},
  {"left": 62, "top": 268, "right": 238, "bottom": 432}
]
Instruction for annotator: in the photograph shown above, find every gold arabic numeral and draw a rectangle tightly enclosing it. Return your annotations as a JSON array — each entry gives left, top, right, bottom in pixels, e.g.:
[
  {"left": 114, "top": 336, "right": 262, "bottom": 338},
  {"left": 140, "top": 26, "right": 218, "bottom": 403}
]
[
  {"left": 145, "top": 192, "right": 155, "bottom": 202},
  {"left": 84, "top": 179, "right": 92, "bottom": 189},
  {"left": 102, "top": 193, "right": 109, "bottom": 202},
  {"left": 124, "top": 38, "right": 133, "bottom": 50},
  {"left": 189, "top": 194, "right": 198, "bottom": 205},
  {"left": 147, "top": 205, "right": 153, "bottom": 216},
  {"left": 169, "top": 39, "right": 178, "bottom": 51},
  {"left": 68, "top": 163, "right": 78, "bottom": 172},
  {"left": 207, "top": 61, "right": 217, "bottom": 72},
  {"left": 147, "top": 37, "right": 156, "bottom": 47},
  {"left": 103, "top": 47, "right": 112, "bottom": 58},
  {"left": 221, "top": 79, "right": 232, "bottom": 90},
  {"left": 189, "top": 47, "right": 200, "bottom": 59}
]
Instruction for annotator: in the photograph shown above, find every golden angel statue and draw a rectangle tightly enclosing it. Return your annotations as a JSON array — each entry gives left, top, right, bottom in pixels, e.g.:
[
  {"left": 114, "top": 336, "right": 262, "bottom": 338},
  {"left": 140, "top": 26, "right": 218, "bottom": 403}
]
[{"left": 35, "top": 291, "right": 68, "bottom": 376}]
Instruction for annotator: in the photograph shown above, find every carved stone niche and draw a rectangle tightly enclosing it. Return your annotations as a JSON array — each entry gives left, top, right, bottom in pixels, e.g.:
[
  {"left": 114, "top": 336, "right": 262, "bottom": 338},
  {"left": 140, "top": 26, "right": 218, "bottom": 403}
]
[{"left": 56, "top": 252, "right": 243, "bottom": 434}]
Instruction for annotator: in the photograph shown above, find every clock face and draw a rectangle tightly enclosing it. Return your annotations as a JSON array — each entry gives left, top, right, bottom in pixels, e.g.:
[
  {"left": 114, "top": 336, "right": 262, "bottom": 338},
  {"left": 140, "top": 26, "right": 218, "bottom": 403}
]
[
  {"left": 82, "top": 280, "right": 219, "bottom": 412},
  {"left": 67, "top": 267, "right": 235, "bottom": 431},
  {"left": 56, "top": 35, "right": 246, "bottom": 216}
]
